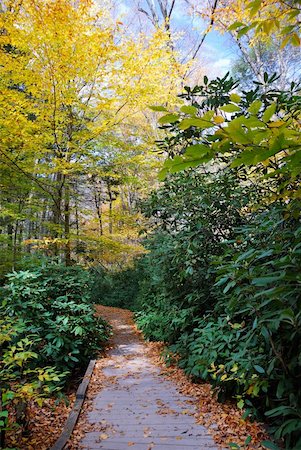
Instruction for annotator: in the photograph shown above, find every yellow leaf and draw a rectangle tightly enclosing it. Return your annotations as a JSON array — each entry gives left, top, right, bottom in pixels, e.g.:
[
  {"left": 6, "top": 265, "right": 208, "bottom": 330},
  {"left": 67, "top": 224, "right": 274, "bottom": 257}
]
[
  {"left": 214, "top": 116, "right": 225, "bottom": 124},
  {"left": 268, "top": 121, "right": 285, "bottom": 128},
  {"left": 230, "top": 93, "right": 241, "bottom": 103}
]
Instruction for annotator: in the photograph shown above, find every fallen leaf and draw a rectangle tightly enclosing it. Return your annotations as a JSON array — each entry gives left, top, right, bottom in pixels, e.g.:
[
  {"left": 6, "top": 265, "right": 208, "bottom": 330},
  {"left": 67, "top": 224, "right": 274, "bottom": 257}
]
[{"left": 100, "top": 433, "right": 109, "bottom": 440}]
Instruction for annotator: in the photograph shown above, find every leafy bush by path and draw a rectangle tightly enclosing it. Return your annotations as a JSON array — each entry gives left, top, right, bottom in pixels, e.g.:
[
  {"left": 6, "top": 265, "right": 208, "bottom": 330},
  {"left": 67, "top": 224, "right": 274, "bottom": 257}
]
[
  {"left": 0, "top": 316, "right": 66, "bottom": 447},
  {"left": 1, "top": 262, "right": 111, "bottom": 372},
  {"left": 0, "top": 262, "right": 110, "bottom": 446},
  {"left": 89, "top": 265, "right": 142, "bottom": 310},
  {"left": 136, "top": 192, "right": 301, "bottom": 448},
  {"left": 135, "top": 169, "right": 249, "bottom": 343}
]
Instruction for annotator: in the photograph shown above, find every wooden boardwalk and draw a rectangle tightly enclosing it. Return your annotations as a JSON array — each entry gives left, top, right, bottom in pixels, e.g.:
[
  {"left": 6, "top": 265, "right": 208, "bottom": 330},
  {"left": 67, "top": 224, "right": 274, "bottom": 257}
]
[{"left": 79, "top": 307, "right": 219, "bottom": 450}]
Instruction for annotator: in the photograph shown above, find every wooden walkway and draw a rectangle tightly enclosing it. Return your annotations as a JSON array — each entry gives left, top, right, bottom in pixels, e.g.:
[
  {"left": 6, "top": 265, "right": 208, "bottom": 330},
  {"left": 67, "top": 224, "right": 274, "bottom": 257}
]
[{"left": 78, "top": 307, "right": 219, "bottom": 450}]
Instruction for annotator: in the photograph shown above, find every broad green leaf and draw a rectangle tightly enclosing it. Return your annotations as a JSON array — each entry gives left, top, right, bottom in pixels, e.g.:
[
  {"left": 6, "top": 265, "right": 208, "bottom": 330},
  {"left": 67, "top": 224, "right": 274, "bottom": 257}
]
[
  {"left": 262, "top": 103, "right": 276, "bottom": 122},
  {"left": 262, "top": 20, "right": 274, "bottom": 34},
  {"left": 180, "top": 105, "right": 197, "bottom": 115},
  {"left": 185, "top": 144, "right": 210, "bottom": 158},
  {"left": 291, "top": 32, "right": 300, "bottom": 46},
  {"left": 237, "top": 25, "right": 252, "bottom": 38},
  {"left": 252, "top": 275, "right": 283, "bottom": 286},
  {"left": 220, "top": 104, "right": 241, "bottom": 113},
  {"left": 230, "top": 93, "right": 241, "bottom": 103},
  {"left": 261, "top": 441, "right": 281, "bottom": 450},
  {"left": 265, "top": 406, "right": 298, "bottom": 417},
  {"left": 268, "top": 120, "right": 285, "bottom": 128},
  {"left": 248, "top": 0, "right": 261, "bottom": 16},
  {"left": 159, "top": 114, "right": 179, "bottom": 124},
  {"left": 248, "top": 100, "right": 262, "bottom": 115},
  {"left": 237, "top": 399, "right": 244, "bottom": 409},
  {"left": 228, "top": 21, "right": 245, "bottom": 31},
  {"left": 254, "top": 364, "right": 265, "bottom": 374},
  {"left": 202, "top": 110, "right": 215, "bottom": 121},
  {"left": 169, "top": 159, "right": 207, "bottom": 173},
  {"left": 179, "top": 118, "right": 214, "bottom": 130}
]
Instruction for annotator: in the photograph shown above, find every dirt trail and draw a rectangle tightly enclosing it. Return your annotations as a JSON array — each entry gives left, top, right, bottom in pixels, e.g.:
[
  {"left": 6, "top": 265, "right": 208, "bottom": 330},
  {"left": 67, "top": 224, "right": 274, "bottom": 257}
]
[{"left": 75, "top": 305, "right": 218, "bottom": 450}]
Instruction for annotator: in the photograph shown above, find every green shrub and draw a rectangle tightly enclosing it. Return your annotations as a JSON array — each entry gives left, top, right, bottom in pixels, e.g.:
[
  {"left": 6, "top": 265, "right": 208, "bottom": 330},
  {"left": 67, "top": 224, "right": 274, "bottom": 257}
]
[
  {"left": 134, "top": 170, "right": 301, "bottom": 447},
  {"left": 1, "top": 262, "right": 111, "bottom": 372},
  {"left": 89, "top": 264, "right": 142, "bottom": 310},
  {"left": 135, "top": 169, "right": 248, "bottom": 343},
  {"left": 214, "top": 206, "right": 301, "bottom": 448},
  {"left": 0, "top": 316, "right": 65, "bottom": 447}
]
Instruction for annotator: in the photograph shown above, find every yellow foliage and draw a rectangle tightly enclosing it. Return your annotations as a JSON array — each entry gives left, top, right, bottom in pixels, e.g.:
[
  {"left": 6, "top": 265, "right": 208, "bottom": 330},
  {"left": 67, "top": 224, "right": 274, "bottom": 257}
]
[{"left": 0, "top": 0, "right": 184, "bottom": 267}]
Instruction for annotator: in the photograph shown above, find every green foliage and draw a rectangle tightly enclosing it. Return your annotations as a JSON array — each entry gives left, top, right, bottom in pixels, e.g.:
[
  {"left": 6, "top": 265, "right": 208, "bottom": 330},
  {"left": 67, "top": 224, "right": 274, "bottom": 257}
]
[
  {"left": 89, "top": 265, "right": 141, "bottom": 310},
  {"left": 1, "top": 262, "right": 111, "bottom": 372},
  {"left": 135, "top": 169, "right": 248, "bottom": 342},
  {"left": 155, "top": 73, "right": 301, "bottom": 210},
  {"left": 135, "top": 74, "right": 301, "bottom": 448},
  {"left": 214, "top": 207, "right": 301, "bottom": 448},
  {"left": 0, "top": 317, "right": 65, "bottom": 446}
]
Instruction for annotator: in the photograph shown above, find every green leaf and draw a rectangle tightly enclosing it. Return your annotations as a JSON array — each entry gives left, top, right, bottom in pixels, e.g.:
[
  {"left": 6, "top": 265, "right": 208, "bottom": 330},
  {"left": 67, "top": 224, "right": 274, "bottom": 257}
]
[
  {"left": 220, "top": 104, "right": 241, "bottom": 113},
  {"left": 158, "top": 167, "right": 169, "bottom": 181},
  {"left": 228, "top": 21, "right": 245, "bottom": 31},
  {"left": 262, "top": 103, "right": 276, "bottom": 122},
  {"left": 248, "top": 100, "right": 262, "bottom": 115},
  {"left": 185, "top": 144, "right": 210, "bottom": 158},
  {"left": 265, "top": 406, "right": 297, "bottom": 417},
  {"left": 159, "top": 113, "right": 179, "bottom": 124},
  {"left": 261, "top": 441, "right": 281, "bottom": 450},
  {"left": 248, "top": 0, "right": 261, "bottom": 16},
  {"left": 237, "top": 399, "right": 244, "bottom": 409},
  {"left": 230, "top": 93, "right": 241, "bottom": 103},
  {"left": 291, "top": 32, "right": 300, "bottom": 47},
  {"left": 237, "top": 25, "right": 252, "bottom": 38},
  {"left": 180, "top": 105, "right": 197, "bottom": 115},
  {"left": 245, "top": 436, "right": 252, "bottom": 445},
  {"left": 223, "top": 280, "right": 236, "bottom": 293},
  {"left": 252, "top": 275, "right": 283, "bottom": 286},
  {"left": 179, "top": 118, "right": 214, "bottom": 130},
  {"left": 227, "top": 443, "right": 240, "bottom": 449},
  {"left": 254, "top": 365, "right": 265, "bottom": 374}
]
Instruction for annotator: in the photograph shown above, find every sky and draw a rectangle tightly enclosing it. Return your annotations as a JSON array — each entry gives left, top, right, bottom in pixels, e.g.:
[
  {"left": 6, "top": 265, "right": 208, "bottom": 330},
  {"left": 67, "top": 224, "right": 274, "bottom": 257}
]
[{"left": 113, "top": 0, "right": 240, "bottom": 79}]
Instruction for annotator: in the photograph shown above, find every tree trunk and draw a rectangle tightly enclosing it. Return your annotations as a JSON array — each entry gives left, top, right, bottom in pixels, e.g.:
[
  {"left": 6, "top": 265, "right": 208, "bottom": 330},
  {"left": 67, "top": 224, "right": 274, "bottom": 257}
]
[
  {"left": 64, "top": 180, "right": 71, "bottom": 266},
  {"left": 52, "top": 172, "right": 64, "bottom": 256},
  {"left": 108, "top": 185, "right": 113, "bottom": 235}
]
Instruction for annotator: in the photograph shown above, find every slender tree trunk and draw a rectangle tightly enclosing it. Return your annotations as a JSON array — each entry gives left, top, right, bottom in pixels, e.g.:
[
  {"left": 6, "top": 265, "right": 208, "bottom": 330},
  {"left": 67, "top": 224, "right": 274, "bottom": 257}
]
[
  {"left": 52, "top": 172, "right": 64, "bottom": 256},
  {"left": 64, "top": 180, "right": 71, "bottom": 266},
  {"left": 108, "top": 185, "right": 113, "bottom": 235},
  {"left": 92, "top": 181, "right": 103, "bottom": 236}
]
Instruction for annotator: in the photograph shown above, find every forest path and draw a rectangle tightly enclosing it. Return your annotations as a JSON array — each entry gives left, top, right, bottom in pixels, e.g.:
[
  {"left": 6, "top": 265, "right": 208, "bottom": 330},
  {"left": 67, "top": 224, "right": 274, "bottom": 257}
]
[{"left": 77, "top": 305, "right": 218, "bottom": 450}]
